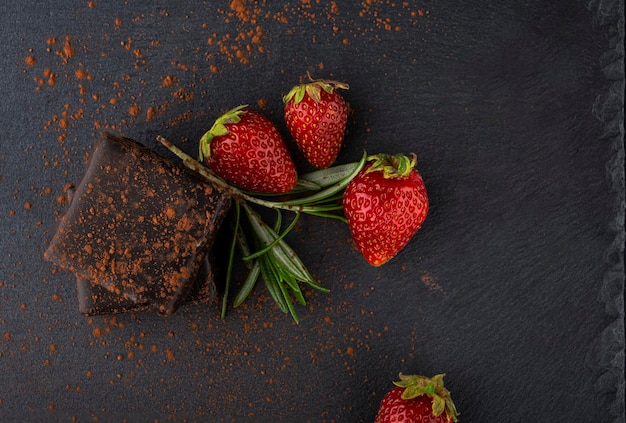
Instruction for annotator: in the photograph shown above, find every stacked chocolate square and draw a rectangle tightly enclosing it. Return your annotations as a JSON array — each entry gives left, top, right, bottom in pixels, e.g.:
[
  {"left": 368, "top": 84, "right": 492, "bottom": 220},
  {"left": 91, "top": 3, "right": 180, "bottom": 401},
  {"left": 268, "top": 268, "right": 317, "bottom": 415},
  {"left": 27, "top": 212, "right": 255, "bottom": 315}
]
[{"left": 45, "top": 134, "right": 232, "bottom": 315}]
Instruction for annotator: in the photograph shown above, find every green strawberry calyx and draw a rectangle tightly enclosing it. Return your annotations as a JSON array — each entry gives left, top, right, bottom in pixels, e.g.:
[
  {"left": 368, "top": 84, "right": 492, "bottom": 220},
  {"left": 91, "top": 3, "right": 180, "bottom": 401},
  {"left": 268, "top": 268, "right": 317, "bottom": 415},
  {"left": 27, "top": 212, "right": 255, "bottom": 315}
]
[
  {"left": 365, "top": 153, "right": 417, "bottom": 179},
  {"left": 283, "top": 76, "right": 349, "bottom": 105},
  {"left": 199, "top": 104, "right": 248, "bottom": 162},
  {"left": 393, "top": 373, "right": 459, "bottom": 422}
]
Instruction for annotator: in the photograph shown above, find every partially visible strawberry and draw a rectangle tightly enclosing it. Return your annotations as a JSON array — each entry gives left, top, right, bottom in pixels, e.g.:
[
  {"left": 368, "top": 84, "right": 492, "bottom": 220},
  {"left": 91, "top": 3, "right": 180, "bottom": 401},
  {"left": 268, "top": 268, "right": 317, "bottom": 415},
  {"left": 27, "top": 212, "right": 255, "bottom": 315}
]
[
  {"left": 283, "top": 78, "right": 348, "bottom": 169},
  {"left": 199, "top": 105, "right": 298, "bottom": 194},
  {"left": 342, "top": 153, "right": 428, "bottom": 266},
  {"left": 375, "top": 373, "right": 459, "bottom": 423}
]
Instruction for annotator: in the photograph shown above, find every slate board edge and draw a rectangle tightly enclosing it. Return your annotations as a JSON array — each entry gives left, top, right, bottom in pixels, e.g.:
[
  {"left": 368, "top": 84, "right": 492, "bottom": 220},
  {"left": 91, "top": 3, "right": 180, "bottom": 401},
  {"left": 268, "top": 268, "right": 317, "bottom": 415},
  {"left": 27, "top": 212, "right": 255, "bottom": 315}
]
[{"left": 588, "top": 0, "right": 626, "bottom": 421}]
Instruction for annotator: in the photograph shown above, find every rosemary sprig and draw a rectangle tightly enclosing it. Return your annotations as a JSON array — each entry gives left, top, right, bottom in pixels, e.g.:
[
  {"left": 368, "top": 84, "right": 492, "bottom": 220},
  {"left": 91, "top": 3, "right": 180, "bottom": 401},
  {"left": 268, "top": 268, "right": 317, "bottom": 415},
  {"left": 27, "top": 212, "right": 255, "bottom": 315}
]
[
  {"left": 221, "top": 199, "right": 240, "bottom": 319},
  {"left": 157, "top": 135, "right": 366, "bottom": 322}
]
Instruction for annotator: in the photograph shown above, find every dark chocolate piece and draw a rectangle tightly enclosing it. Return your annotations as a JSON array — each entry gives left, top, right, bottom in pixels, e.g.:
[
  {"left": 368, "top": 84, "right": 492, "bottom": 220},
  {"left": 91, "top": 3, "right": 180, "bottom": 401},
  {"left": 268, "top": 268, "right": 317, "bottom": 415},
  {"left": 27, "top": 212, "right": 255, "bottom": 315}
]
[
  {"left": 45, "top": 134, "right": 231, "bottom": 315},
  {"left": 76, "top": 277, "right": 145, "bottom": 315},
  {"left": 76, "top": 255, "right": 218, "bottom": 315}
]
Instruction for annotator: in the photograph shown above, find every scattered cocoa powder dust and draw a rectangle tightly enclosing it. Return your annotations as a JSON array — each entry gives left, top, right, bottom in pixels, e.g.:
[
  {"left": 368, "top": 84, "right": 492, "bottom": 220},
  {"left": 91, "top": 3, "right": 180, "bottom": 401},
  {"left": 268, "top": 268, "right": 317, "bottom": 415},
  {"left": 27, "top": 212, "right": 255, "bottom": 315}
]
[
  {"left": 146, "top": 106, "right": 156, "bottom": 122},
  {"left": 14, "top": 5, "right": 434, "bottom": 417},
  {"left": 419, "top": 272, "right": 444, "bottom": 293},
  {"left": 74, "top": 68, "right": 90, "bottom": 81},
  {"left": 23, "top": 1, "right": 430, "bottom": 158},
  {"left": 58, "top": 36, "right": 75, "bottom": 63},
  {"left": 162, "top": 75, "right": 176, "bottom": 87},
  {"left": 128, "top": 104, "right": 141, "bottom": 116}
]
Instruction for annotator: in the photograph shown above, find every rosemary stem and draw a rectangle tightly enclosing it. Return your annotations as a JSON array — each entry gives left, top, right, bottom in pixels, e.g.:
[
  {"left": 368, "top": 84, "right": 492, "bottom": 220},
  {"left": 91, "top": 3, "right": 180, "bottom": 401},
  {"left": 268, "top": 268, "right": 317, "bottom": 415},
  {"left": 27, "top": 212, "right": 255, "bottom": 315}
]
[
  {"left": 221, "top": 199, "right": 241, "bottom": 319},
  {"left": 157, "top": 135, "right": 314, "bottom": 213}
]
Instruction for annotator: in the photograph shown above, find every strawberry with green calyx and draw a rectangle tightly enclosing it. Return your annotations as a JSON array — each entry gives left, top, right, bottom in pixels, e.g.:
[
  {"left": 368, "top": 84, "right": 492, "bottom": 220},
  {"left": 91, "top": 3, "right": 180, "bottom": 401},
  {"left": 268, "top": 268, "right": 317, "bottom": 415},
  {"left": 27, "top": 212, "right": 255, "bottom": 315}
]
[
  {"left": 375, "top": 373, "right": 459, "bottom": 423},
  {"left": 343, "top": 153, "right": 428, "bottom": 266},
  {"left": 199, "top": 105, "right": 298, "bottom": 194},
  {"left": 283, "top": 77, "right": 349, "bottom": 169},
  {"left": 158, "top": 135, "right": 367, "bottom": 322}
]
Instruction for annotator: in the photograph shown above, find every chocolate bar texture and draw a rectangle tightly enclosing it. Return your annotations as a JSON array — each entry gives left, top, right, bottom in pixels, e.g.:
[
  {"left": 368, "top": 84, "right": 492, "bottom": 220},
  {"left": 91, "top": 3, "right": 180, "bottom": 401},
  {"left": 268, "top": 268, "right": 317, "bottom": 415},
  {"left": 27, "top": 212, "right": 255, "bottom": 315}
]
[{"left": 45, "top": 134, "right": 231, "bottom": 315}]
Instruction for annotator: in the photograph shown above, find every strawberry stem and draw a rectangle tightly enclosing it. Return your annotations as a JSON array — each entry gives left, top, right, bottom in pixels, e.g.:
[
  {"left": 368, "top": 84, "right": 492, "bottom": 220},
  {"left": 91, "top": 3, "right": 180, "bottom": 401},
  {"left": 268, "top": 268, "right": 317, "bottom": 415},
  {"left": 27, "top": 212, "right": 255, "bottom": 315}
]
[
  {"left": 393, "top": 373, "right": 459, "bottom": 422},
  {"left": 305, "top": 71, "right": 350, "bottom": 91},
  {"left": 198, "top": 105, "right": 247, "bottom": 161},
  {"left": 283, "top": 74, "right": 349, "bottom": 104},
  {"left": 365, "top": 153, "right": 417, "bottom": 179}
]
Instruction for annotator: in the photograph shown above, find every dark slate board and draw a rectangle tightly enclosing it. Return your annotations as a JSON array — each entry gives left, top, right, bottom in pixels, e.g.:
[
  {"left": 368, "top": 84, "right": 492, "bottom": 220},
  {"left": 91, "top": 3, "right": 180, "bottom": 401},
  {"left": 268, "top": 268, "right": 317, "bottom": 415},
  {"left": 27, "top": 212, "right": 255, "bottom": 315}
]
[{"left": 1, "top": 1, "right": 623, "bottom": 422}]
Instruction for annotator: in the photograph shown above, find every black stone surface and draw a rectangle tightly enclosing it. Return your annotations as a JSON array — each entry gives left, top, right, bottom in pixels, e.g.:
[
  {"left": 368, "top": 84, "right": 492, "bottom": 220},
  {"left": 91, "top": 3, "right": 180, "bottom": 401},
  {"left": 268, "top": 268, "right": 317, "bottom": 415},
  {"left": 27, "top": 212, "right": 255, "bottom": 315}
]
[
  {"left": 44, "top": 135, "right": 231, "bottom": 315},
  {"left": 0, "top": 1, "right": 623, "bottom": 421}
]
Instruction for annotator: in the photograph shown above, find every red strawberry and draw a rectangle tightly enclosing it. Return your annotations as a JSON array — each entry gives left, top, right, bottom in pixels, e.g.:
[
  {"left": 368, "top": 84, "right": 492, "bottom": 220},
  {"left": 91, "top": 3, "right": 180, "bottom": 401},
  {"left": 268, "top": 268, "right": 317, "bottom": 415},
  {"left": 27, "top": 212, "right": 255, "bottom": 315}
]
[
  {"left": 342, "top": 153, "right": 428, "bottom": 266},
  {"left": 283, "top": 78, "right": 348, "bottom": 169},
  {"left": 375, "top": 373, "right": 459, "bottom": 423},
  {"left": 199, "top": 105, "right": 298, "bottom": 194}
]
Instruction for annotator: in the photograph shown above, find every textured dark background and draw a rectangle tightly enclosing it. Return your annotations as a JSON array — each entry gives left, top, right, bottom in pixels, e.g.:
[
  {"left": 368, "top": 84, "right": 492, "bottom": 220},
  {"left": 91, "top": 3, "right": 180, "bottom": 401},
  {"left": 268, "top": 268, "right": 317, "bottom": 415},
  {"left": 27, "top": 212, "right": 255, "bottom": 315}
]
[{"left": 1, "top": 1, "right": 624, "bottom": 422}]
